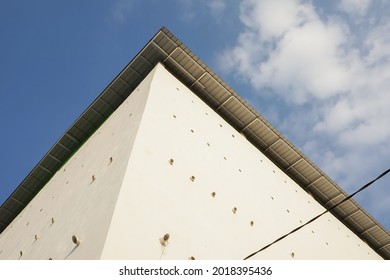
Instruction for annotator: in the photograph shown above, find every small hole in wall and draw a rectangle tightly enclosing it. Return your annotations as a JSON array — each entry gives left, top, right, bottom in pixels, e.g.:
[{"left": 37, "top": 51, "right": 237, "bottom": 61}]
[
  {"left": 273, "top": 170, "right": 276, "bottom": 173},
  {"left": 347, "top": 235, "right": 350, "bottom": 238},
  {"left": 219, "top": 124, "right": 222, "bottom": 127},
  {"left": 285, "top": 180, "right": 287, "bottom": 183},
  {"left": 191, "top": 129, "right": 194, "bottom": 133},
  {"left": 92, "top": 175, "right": 96, "bottom": 182},
  {"left": 40, "top": 209, "right": 43, "bottom": 212},
  {"left": 189, "top": 256, "right": 195, "bottom": 260},
  {"left": 63, "top": 168, "right": 66, "bottom": 172},
  {"left": 168, "top": 159, "right": 174, "bottom": 165},
  {"left": 129, "top": 113, "right": 132, "bottom": 117},
  {"left": 250, "top": 221, "right": 254, "bottom": 226},
  {"left": 326, "top": 242, "right": 329, "bottom": 245},
  {"left": 26, "top": 222, "right": 29, "bottom": 226},
  {"left": 238, "top": 169, "right": 242, "bottom": 173},
  {"left": 35, "top": 234, "right": 39, "bottom": 241},
  {"left": 290, "top": 252, "right": 295, "bottom": 258},
  {"left": 211, "top": 192, "right": 216, "bottom": 198},
  {"left": 223, "top": 157, "right": 227, "bottom": 160},
  {"left": 72, "top": 235, "right": 81, "bottom": 246},
  {"left": 66, "top": 181, "right": 69, "bottom": 184},
  {"left": 299, "top": 220, "right": 303, "bottom": 224},
  {"left": 207, "top": 143, "right": 211, "bottom": 147},
  {"left": 159, "top": 233, "right": 170, "bottom": 246},
  {"left": 205, "top": 112, "right": 208, "bottom": 116},
  {"left": 51, "top": 218, "right": 55, "bottom": 224},
  {"left": 109, "top": 157, "right": 113, "bottom": 164},
  {"left": 311, "top": 230, "right": 315, "bottom": 234},
  {"left": 308, "top": 201, "right": 311, "bottom": 204},
  {"left": 232, "top": 134, "right": 235, "bottom": 138},
  {"left": 286, "top": 209, "right": 290, "bottom": 213},
  {"left": 173, "top": 115, "right": 176, "bottom": 118},
  {"left": 271, "top": 196, "right": 274, "bottom": 200},
  {"left": 232, "top": 207, "right": 237, "bottom": 214},
  {"left": 190, "top": 176, "right": 195, "bottom": 182},
  {"left": 20, "top": 251, "right": 23, "bottom": 257},
  {"left": 176, "top": 87, "right": 179, "bottom": 91},
  {"left": 295, "top": 190, "right": 298, "bottom": 193}
]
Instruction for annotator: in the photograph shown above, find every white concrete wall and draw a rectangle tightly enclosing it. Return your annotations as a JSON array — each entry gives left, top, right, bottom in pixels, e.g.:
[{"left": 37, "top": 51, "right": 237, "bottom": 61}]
[
  {"left": 0, "top": 63, "right": 382, "bottom": 259},
  {"left": 0, "top": 66, "right": 158, "bottom": 259},
  {"left": 101, "top": 63, "right": 381, "bottom": 260}
]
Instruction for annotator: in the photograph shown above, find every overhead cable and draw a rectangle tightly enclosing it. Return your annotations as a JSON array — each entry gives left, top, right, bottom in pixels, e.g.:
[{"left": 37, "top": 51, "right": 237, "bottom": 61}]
[{"left": 243, "top": 168, "right": 390, "bottom": 260}]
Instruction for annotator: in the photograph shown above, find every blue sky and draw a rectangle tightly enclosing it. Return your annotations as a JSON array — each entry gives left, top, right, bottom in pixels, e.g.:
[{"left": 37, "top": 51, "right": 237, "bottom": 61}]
[{"left": 1, "top": 0, "right": 389, "bottom": 231}]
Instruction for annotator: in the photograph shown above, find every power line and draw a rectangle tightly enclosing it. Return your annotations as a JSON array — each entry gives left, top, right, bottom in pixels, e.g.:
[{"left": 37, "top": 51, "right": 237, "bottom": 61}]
[{"left": 243, "top": 168, "right": 390, "bottom": 260}]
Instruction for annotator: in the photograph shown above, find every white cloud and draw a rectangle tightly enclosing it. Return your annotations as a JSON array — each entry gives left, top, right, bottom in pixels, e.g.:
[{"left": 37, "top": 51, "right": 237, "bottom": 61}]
[
  {"left": 339, "top": 0, "right": 372, "bottom": 16},
  {"left": 239, "top": 0, "right": 316, "bottom": 40},
  {"left": 364, "top": 21, "right": 390, "bottom": 65},
  {"left": 219, "top": 0, "right": 390, "bottom": 226},
  {"left": 255, "top": 20, "right": 351, "bottom": 103},
  {"left": 220, "top": 0, "right": 353, "bottom": 104}
]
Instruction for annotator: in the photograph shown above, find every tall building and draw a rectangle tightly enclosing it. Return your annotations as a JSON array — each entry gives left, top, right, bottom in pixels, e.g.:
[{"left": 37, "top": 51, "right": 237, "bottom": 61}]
[{"left": 0, "top": 28, "right": 389, "bottom": 260}]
